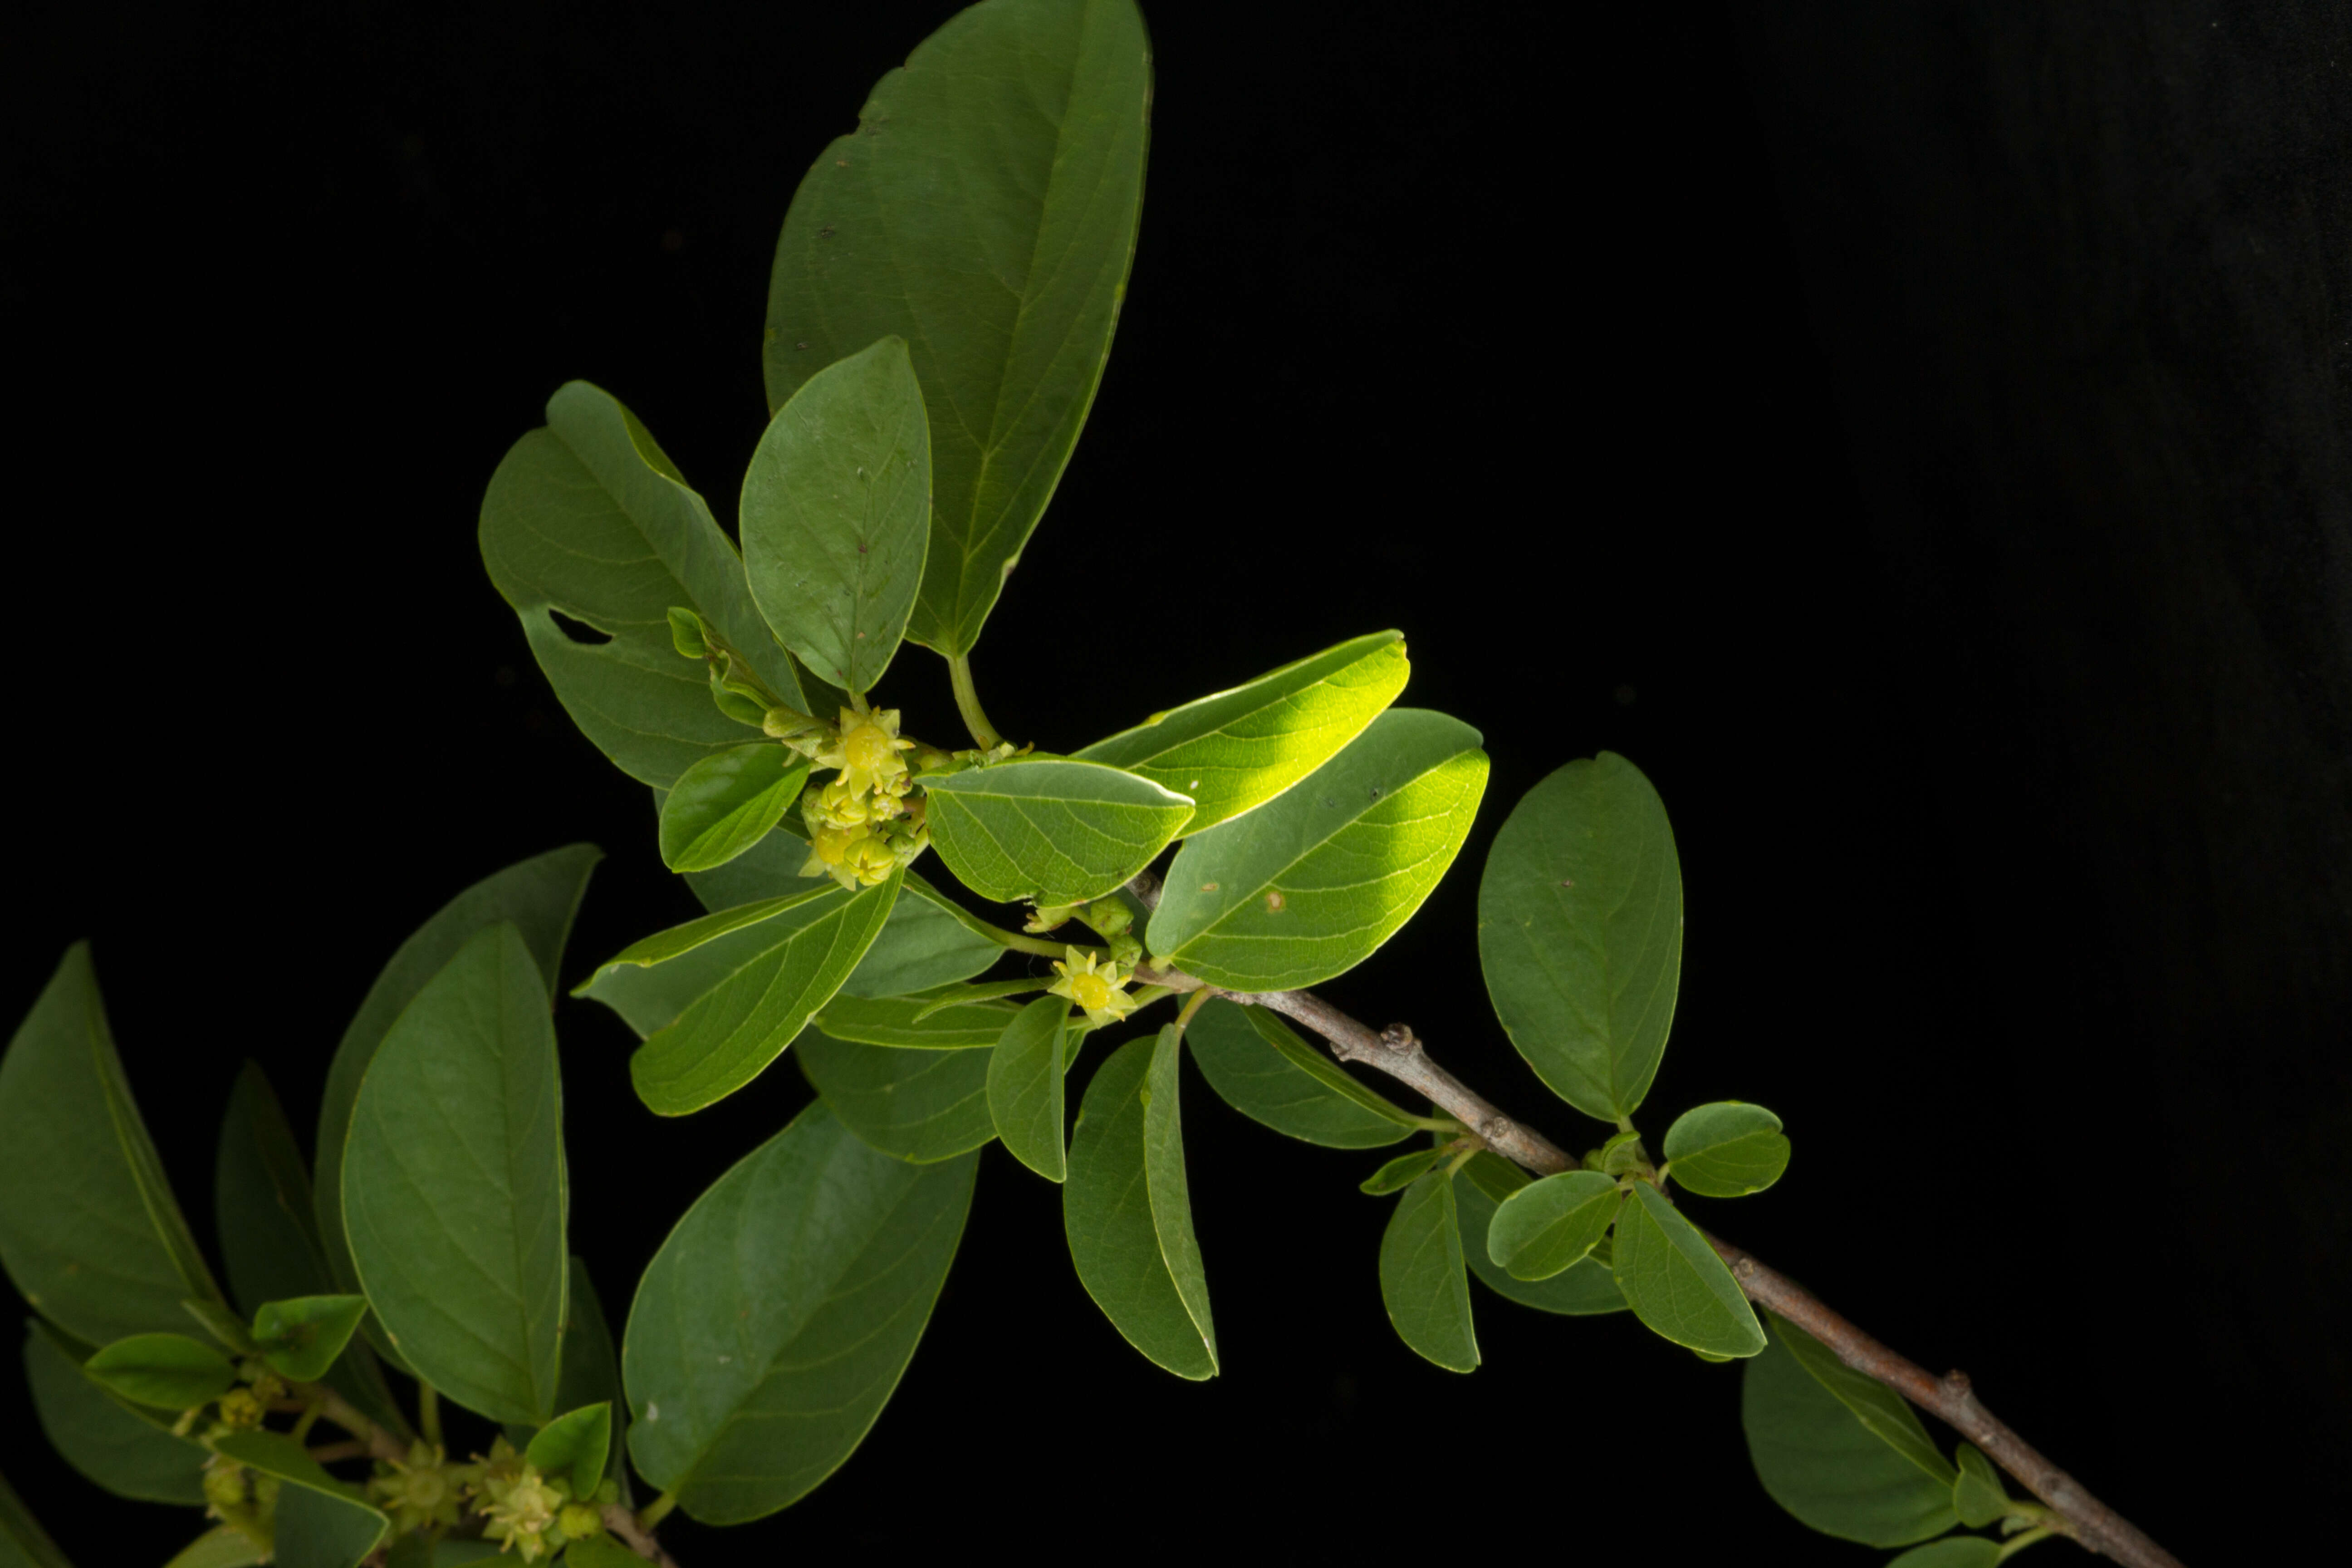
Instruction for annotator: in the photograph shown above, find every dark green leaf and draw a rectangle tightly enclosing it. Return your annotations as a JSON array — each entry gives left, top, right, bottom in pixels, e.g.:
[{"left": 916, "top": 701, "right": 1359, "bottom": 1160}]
[
  {"left": 1612, "top": 1185, "right": 1764, "bottom": 1357},
  {"left": 763, "top": 0, "right": 1151, "bottom": 655},
  {"left": 0, "top": 1465, "right": 72, "bottom": 1568},
  {"left": 214, "top": 1063, "right": 333, "bottom": 1324},
  {"left": 0, "top": 946, "right": 224, "bottom": 1344},
  {"left": 1148, "top": 710, "right": 1488, "bottom": 991},
  {"left": 658, "top": 745, "right": 811, "bottom": 873},
  {"left": 988, "top": 997, "right": 1069, "bottom": 1181},
  {"left": 629, "top": 873, "right": 901, "bottom": 1116},
  {"left": 161, "top": 1529, "right": 264, "bottom": 1568},
  {"left": 926, "top": 760, "right": 1194, "bottom": 907},
  {"left": 1741, "top": 1311, "right": 1959, "bottom": 1545},
  {"left": 1454, "top": 1165, "right": 1625, "bottom": 1317},
  {"left": 211, "top": 1432, "right": 387, "bottom": 1568},
  {"left": 481, "top": 381, "right": 809, "bottom": 784},
  {"left": 315, "top": 845, "right": 598, "bottom": 1364},
  {"left": 813, "top": 989, "right": 1023, "bottom": 1049},
  {"left": 1184, "top": 1000, "right": 1418, "bottom": 1149},
  {"left": 82, "top": 1333, "right": 236, "bottom": 1409},
  {"left": 1360, "top": 1147, "right": 1447, "bottom": 1195},
  {"left": 525, "top": 1402, "right": 612, "bottom": 1496},
  {"left": 21, "top": 1321, "right": 204, "bottom": 1504},
  {"left": 1662, "top": 1101, "right": 1790, "bottom": 1198},
  {"left": 795, "top": 1031, "right": 996, "bottom": 1163},
  {"left": 1076, "top": 632, "right": 1411, "bottom": 833},
  {"left": 1063, "top": 1036, "right": 1218, "bottom": 1380},
  {"left": 252, "top": 1296, "right": 368, "bottom": 1384},
  {"left": 559, "top": 1540, "right": 643, "bottom": 1568},
  {"left": 623, "top": 1101, "right": 977, "bottom": 1523},
  {"left": 1142, "top": 1027, "right": 1215, "bottom": 1367},
  {"left": 180, "top": 1298, "right": 254, "bottom": 1356},
  {"left": 1378, "top": 1173, "right": 1478, "bottom": 1372},
  {"left": 1886, "top": 1539, "right": 2001, "bottom": 1568},
  {"left": 342, "top": 925, "right": 568, "bottom": 1424},
  {"left": 1487, "top": 1171, "right": 1622, "bottom": 1281},
  {"left": 1952, "top": 1443, "right": 2011, "bottom": 1528},
  {"left": 554, "top": 1257, "right": 630, "bottom": 1505},
  {"left": 1477, "top": 752, "right": 1681, "bottom": 1123},
  {"left": 681, "top": 848, "right": 1002, "bottom": 1000},
  {"left": 741, "top": 335, "right": 930, "bottom": 694},
  {"left": 582, "top": 887, "right": 832, "bottom": 979}
]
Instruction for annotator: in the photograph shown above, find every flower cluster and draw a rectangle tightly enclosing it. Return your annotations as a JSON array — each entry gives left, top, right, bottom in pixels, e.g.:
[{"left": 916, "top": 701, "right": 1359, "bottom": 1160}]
[{"left": 798, "top": 708, "right": 930, "bottom": 890}]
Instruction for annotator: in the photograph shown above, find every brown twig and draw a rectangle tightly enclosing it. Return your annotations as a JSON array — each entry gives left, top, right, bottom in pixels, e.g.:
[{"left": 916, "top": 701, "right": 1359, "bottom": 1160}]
[
  {"left": 1123, "top": 871, "right": 2181, "bottom": 1566},
  {"left": 603, "top": 1503, "right": 683, "bottom": 1567}
]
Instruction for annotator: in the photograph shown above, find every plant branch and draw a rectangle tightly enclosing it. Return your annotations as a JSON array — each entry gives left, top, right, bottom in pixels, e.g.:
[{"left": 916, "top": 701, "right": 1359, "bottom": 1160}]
[
  {"left": 603, "top": 1503, "right": 682, "bottom": 1567},
  {"left": 1123, "top": 876, "right": 2183, "bottom": 1568}
]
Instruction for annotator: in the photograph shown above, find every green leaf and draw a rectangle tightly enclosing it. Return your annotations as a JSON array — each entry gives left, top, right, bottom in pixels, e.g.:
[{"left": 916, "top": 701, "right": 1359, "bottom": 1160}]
[
  {"left": 1453, "top": 1161, "right": 1625, "bottom": 1317},
  {"left": 211, "top": 1432, "right": 387, "bottom": 1568},
  {"left": 1184, "top": 1000, "right": 1418, "bottom": 1149},
  {"left": 82, "top": 1333, "right": 237, "bottom": 1409},
  {"left": 161, "top": 1529, "right": 264, "bottom": 1568},
  {"left": 560, "top": 1540, "right": 644, "bottom": 1568},
  {"left": 0, "top": 1465, "right": 72, "bottom": 1568},
  {"left": 252, "top": 1296, "right": 368, "bottom": 1384},
  {"left": 658, "top": 745, "right": 812, "bottom": 873},
  {"left": 681, "top": 842, "right": 1003, "bottom": 1000},
  {"left": 1886, "top": 1539, "right": 2002, "bottom": 1568},
  {"left": 342, "top": 924, "right": 568, "bottom": 1425},
  {"left": 623, "top": 1101, "right": 976, "bottom": 1523},
  {"left": 181, "top": 1298, "right": 255, "bottom": 1356},
  {"left": 1486, "top": 1171, "right": 1622, "bottom": 1281},
  {"left": 988, "top": 997, "right": 1069, "bottom": 1181},
  {"left": 1952, "top": 1443, "right": 2011, "bottom": 1528},
  {"left": 925, "top": 759, "right": 1194, "bottom": 907},
  {"left": 1077, "top": 632, "right": 1411, "bottom": 833},
  {"left": 554, "top": 1258, "right": 630, "bottom": 1506},
  {"left": 763, "top": 0, "right": 1151, "bottom": 656},
  {"left": 21, "top": 1321, "right": 205, "bottom": 1504},
  {"left": 1662, "top": 1101, "right": 1790, "bottom": 1198},
  {"left": 214, "top": 1063, "right": 333, "bottom": 1319},
  {"left": 629, "top": 872, "right": 902, "bottom": 1115},
  {"left": 1147, "top": 709, "right": 1488, "bottom": 991},
  {"left": 1359, "top": 1147, "right": 1446, "bottom": 1196},
  {"left": 795, "top": 1031, "right": 997, "bottom": 1163},
  {"left": 525, "top": 1402, "right": 612, "bottom": 1496},
  {"left": 0, "top": 945, "right": 225, "bottom": 1344},
  {"left": 1612, "top": 1185, "right": 1764, "bottom": 1357},
  {"left": 1378, "top": 1172, "right": 1478, "bottom": 1372},
  {"left": 481, "top": 380, "right": 810, "bottom": 784},
  {"left": 1141, "top": 1026, "right": 1216, "bottom": 1367},
  {"left": 741, "top": 336, "right": 931, "bottom": 695},
  {"left": 1063, "top": 1035, "right": 1218, "bottom": 1380},
  {"left": 1741, "top": 1311, "right": 1959, "bottom": 1546},
  {"left": 315, "top": 846, "right": 598, "bottom": 1363},
  {"left": 582, "top": 887, "right": 835, "bottom": 981},
  {"left": 1477, "top": 752, "right": 1682, "bottom": 1124},
  {"left": 813, "top": 989, "right": 1024, "bottom": 1049}
]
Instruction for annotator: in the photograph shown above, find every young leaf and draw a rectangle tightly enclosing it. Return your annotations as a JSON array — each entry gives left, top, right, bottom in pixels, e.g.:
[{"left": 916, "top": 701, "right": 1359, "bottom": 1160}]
[
  {"left": 81, "top": 1333, "right": 236, "bottom": 1411},
  {"left": 1487, "top": 1171, "right": 1622, "bottom": 1281},
  {"left": 252, "top": 1296, "right": 369, "bottom": 1384},
  {"left": 629, "top": 872, "right": 901, "bottom": 1116},
  {"left": 22, "top": 1321, "right": 205, "bottom": 1505},
  {"left": 525, "top": 1402, "right": 612, "bottom": 1497},
  {"left": 1741, "top": 1311, "right": 1960, "bottom": 1545},
  {"left": 657, "top": 745, "right": 812, "bottom": 873},
  {"left": 1477, "top": 752, "right": 1681, "bottom": 1124},
  {"left": 1063, "top": 1036, "right": 1219, "bottom": 1380},
  {"left": 314, "top": 845, "right": 598, "bottom": 1361},
  {"left": 162, "top": 1528, "right": 264, "bottom": 1568},
  {"left": 741, "top": 336, "right": 931, "bottom": 695},
  {"left": 1662, "top": 1101, "right": 1790, "bottom": 1198},
  {"left": 1612, "top": 1185, "right": 1765, "bottom": 1358},
  {"left": 795, "top": 1032, "right": 998, "bottom": 1164},
  {"left": 1952, "top": 1442, "right": 2012, "bottom": 1528},
  {"left": 1360, "top": 1147, "right": 1447, "bottom": 1195},
  {"left": 342, "top": 924, "right": 568, "bottom": 1425},
  {"left": 0, "top": 1464, "right": 72, "bottom": 1568},
  {"left": 925, "top": 759, "right": 1195, "bottom": 906},
  {"left": 480, "top": 380, "right": 810, "bottom": 784},
  {"left": 763, "top": 0, "right": 1151, "bottom": 656},
  {"left": 682, "top": 848, "right": 1002, "bottom": 1000},
  {"left": 1147, "top": 709, "right": 1489, "bottom": 991},
  {"left": 0, "top": 945, "right": 226, "bottom": 1345},
  {"left": 812, "top": 990, "right": 1024, "bottom": 1049},
  {"left": 554, "top": 1258, "right": 631, "bottom": 1506},
  {"left": 623, "top": 1102, "right": 978, "bottom": 1524},
  {"left": 1184, "top": 1000, "right": 1418, "bottom": 1149},
  {"left": 1076, "top": 631, "right": 1411, "bottom": 832},
  {"left": 1453, "top": 1160, "right": 1626, "bottom": 1317},
  {"left": 211, "top": 1432, "right": 388, "bottom": 1568},
  {"left": 1142, "top": 1027, "right": 1217, "bottom": 1370},
  {"left": 1378, "top": 1172, "right": 1479, "bottom": 1372},
  {"left": 988, "top": 998, "right": 1069, "bottom": 1181},
  {"left": 1886, "top": 1538, "right": 2002, "bottom": 1568}
]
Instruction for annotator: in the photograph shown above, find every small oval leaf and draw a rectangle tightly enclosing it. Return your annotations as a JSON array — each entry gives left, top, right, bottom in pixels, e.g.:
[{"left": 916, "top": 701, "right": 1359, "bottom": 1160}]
[
  {"left": 81, "top": 1333, "right": 237, "bottom": 1411},
  {"left": 1486, "top": 1171, "right": 1622, "bottom": 1281},
  {"left": 1611, "top": 1185, "right": 1764, "bottom": 1358},
  {"left": 1378, "top": 1173, "right": 1478, "bottom": 1373},
  {"left": 1662, "top": 1101, "right": 1790, "bottom": 1198},
  {"left": 1184, "top": 1000, "right": 1417, "bottom": 1149},
  {"left": 525, "top": 1402, "right": 613, "bottom": 1498},
  {"left": 658, "top": 745, "right": 812, "bottom": 873},
  {"left": 925, "top": 759, "right": 1194, "bottom": 907},
  {"left": 1454, "top": 1157, "right": 1626, "bottom": 1317},
  {"left": 1359, "top": 1147, "right": 1446, "bottom": 1196},
  {"left": 251, "top": 1296, "right": 369, "bottom": 1385},
  {"left": 987, "top": 998, "right": 1069, "bottom": 1182}
]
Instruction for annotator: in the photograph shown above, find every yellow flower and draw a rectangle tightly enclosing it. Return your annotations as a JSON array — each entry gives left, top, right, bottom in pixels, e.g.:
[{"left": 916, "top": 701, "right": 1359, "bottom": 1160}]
[
  {"left": 800, "top": 823, "right": 872, "bottom": 890},
  {"left": 814, "top": 707, "right": 913, "bottom": 796},
  {"left": 807, "top": 776, "right": 871, "bottom": 830},
  {"left": 1047, "top": 947, "right": 1138, "bottom": 1028}
]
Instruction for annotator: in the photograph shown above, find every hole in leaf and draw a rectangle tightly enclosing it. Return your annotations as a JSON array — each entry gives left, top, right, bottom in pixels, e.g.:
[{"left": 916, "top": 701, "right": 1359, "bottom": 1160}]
[{"left": 546, "top": 609, "right": 612, "bottom": 647}]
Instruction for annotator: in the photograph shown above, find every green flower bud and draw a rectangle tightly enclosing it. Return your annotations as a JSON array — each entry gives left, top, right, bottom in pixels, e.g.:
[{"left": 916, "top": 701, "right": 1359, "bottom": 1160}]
[
  {"left": 216, "top": 1389, "right": 265, "bottom": 1431},
  {"left": 556, "top": 1500, "right": 605, "bottom": 1540},
  {"left": 1081, "top": 897, "right": 1134, "bottom": 937},
  {"left": 201, "top": 1459, "right": 248, "bottom": 1512},
  {"left": 1025, "top": 902, "right": 1082, "bottom": 934}
]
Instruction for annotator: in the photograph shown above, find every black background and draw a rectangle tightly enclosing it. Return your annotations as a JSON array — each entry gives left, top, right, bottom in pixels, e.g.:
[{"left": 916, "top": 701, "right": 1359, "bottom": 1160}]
[{"left": 5, "top": 1, "right": 2346, "bottom": 1562}]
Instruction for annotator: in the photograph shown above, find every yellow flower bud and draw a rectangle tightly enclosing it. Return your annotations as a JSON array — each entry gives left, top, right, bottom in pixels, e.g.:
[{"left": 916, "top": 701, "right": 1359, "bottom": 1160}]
[{"left": 216, "top": 1389, "right": 265, "bottom": 1431}]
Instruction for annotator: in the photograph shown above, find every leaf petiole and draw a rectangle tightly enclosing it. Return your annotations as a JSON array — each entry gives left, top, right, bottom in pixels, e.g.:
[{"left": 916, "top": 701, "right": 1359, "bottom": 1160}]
[
  {"left": 1999, "top": 1524, "right": 2060, "bottom": 1559},
  {"left": 948, "top": 652, "right": 1004, "bottom": 750},
  {"left": 417, "top": 1381, "right": 441, "bottom": 1446}
]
